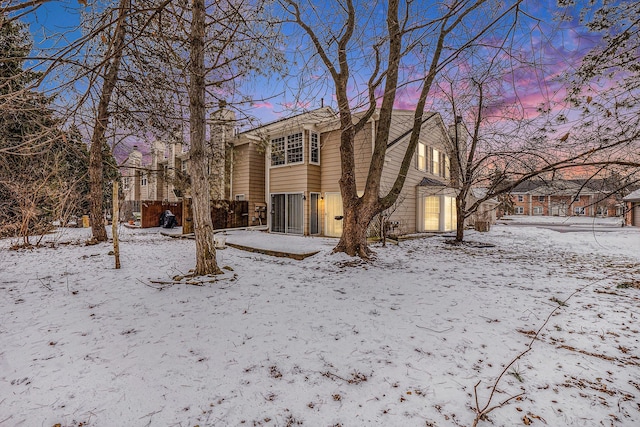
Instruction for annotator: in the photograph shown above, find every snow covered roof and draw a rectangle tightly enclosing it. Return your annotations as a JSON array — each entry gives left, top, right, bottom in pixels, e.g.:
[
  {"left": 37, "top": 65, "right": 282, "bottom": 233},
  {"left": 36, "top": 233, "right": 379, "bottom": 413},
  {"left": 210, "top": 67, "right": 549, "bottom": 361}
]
[{"left": 623, "top": 188, "right": 640, "bottom": 201}]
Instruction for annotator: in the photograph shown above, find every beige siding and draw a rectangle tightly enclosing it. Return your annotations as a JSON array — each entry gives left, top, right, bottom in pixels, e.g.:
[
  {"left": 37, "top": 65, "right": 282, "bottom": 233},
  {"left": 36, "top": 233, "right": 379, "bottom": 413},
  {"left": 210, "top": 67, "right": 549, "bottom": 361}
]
[
  {"left": 381, "top": 116, "right": 453, "bottom": 234},
  {"left": 270, "top": 165, "right": 308, "bottom": 193},
  {"left": 321, "top": 122, "right": 373, "bottom": 193},
  {"left": 232, "top": 144, "right": 250, "bottom": 198},
  {"left": 232, "top": 142, "right": 267, "bottom": 225},
  {"left": 247, "top": 142, "right": 265, "bottom": 204}
]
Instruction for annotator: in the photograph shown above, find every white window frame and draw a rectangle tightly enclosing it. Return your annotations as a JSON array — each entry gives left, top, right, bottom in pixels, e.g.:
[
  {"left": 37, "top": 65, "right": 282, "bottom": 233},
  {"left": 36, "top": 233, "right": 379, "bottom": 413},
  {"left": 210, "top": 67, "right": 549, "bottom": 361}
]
[
  {"left": 517, "top": 195, "right": 524, "bottom": 202},
  {"left": 310, "top": 132, "right": 320, "bottom": 165},
  {"left": 444, "top": 155, "right": 450, "bottom": 179},
  {"left": 270, "top": 192, "right": 304, "bottom": 234},
  {"left": 271, "top": 132, "right": 304, "bottom": 167},
  {"left": 235, "top": 194, "right": 245, "bottom": 201},
  {"left": 574, "top": 206, "right": 585, "bottom": 216},
  {"left": 533, "top": 206, "right": 543, "bottom": 215},
  {"left": 432, "top": 148, "right": 440, "bottom": 176},
  {"left": 538, "top": 195, "right": 545, "bottom": 202},
  {"left": 270, "top": 136, "right": 286, "bottom": 166},
  {"left": 515, "top": 206, "right": 524, "bottom": 215},
  {"left": 417, "top": 142, "right": 427, "bottom": 171}
]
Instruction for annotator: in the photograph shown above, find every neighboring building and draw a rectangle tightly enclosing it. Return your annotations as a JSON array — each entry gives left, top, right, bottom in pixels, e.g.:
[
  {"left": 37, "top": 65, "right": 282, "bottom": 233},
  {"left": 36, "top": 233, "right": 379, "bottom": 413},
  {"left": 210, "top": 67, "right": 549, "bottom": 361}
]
[
  {"left": 623, "top": 189, "right": 640, "bottom": 226},
  {"left": 466, "top": 188, "right": 499, "bottom": 227},
  {"left": 231, "top": 108, "right": 458, "bottom": 237},
  {"left": 121, "top": 139, "right": 186, "bottom": 213},
  {"left": 510, "top": 179, "right": 623, "bottom": 217}
]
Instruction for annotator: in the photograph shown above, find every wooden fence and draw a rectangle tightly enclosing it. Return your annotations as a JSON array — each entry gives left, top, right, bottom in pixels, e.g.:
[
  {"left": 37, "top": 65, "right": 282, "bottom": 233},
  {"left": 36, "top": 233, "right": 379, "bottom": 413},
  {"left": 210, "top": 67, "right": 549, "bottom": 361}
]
[{"left": 140, "top": 199, "right": 248, "bottom": 230}]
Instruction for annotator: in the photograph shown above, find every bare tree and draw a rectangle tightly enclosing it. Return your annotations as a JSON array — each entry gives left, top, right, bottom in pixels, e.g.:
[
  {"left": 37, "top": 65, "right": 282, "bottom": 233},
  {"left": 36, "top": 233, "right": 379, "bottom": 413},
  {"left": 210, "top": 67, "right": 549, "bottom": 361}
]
[
  {"left": 110, "top": 0, "right": 281, "bottom": 275},
  {"left": 85, "top": 0, "right": 130, "bottom": 242},
  {"left": 280, "top": 0, "right": 530, "bottom": 257}
]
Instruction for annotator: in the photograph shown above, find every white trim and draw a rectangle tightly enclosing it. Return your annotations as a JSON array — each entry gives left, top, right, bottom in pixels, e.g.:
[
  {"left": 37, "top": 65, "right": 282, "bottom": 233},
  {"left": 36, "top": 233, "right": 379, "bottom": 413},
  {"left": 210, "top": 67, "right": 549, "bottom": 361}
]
[
  {"left": 309, "top": 131, "right": 320, "bottom": 165},
  {"left": 270, "top": 131, "right": 305, "bottom": 168},
  {"left": 270, "top": 192, "right": 305, "bottom": 234}
]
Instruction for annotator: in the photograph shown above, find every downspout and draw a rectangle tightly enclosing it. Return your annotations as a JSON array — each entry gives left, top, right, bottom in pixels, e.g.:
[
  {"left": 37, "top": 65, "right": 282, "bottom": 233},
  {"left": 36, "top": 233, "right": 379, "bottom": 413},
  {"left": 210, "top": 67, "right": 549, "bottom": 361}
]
[{"left": 265, "top": 141, "right": 271, "bottom": 231}]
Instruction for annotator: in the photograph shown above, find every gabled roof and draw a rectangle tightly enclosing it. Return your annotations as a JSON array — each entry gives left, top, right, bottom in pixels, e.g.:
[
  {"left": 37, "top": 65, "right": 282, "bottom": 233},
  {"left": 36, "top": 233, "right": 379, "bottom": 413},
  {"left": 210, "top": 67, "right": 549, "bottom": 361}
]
[
  {"left": 418, "top": 177, "right": 447, "bottom": 187},
  {"left": 236, "top": 107, "right": 337, "bottom": 140},
  {"left": 386, "top": 112, "right": 439, "bottom": 149},
  {"left": 511, "top": 180, "right": 542, "bottom": 193},
  {"left": 623, "top": 188, "right": 640, "bottom": 202}
]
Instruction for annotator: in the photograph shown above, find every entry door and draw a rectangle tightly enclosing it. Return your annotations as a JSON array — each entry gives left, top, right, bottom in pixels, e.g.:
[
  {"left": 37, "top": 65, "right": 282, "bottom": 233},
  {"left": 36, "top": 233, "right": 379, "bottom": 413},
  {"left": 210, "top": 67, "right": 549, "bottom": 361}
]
[
  {"left": 270, "top": 193, "right": 303, "bottom": 234},
  {"left": 310, "top": 193, "right": 320, "bottom": 235},
  {"left": 324, "top": 193, "right": 343, "bottom": 237}
]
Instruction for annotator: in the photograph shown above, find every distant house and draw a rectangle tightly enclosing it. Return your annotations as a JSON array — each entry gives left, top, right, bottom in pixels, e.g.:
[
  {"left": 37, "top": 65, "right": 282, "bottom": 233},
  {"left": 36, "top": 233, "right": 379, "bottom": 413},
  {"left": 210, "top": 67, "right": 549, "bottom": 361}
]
[
  {"left": 510, "top": 179, "right": 623, "bottom": 217},
  {"left": 623, "top": 189, "right": 640, "bottom": 226}
]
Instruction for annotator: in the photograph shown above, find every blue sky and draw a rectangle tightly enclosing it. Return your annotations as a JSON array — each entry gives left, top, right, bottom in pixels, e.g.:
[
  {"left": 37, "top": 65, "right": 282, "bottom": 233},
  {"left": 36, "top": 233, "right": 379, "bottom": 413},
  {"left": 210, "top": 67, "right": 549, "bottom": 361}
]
[{"left": 18, "top": 1, "right": 607, "bottom": 134}]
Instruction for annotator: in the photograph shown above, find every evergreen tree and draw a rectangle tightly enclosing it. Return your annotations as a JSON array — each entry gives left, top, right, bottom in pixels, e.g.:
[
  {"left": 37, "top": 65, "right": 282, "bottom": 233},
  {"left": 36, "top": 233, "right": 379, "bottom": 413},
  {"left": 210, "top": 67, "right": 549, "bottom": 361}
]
[{"left": 0, "top": 15, "right": 93, "bottom": 242}]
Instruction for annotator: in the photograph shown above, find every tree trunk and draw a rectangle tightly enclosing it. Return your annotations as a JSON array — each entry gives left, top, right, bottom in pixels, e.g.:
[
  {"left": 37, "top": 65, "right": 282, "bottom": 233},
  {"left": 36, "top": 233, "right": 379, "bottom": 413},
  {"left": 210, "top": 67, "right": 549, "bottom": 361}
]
[
  {"left": 88, "top": 0, "right": 130, "bottom": 242},
  {"left": 112, "top": 181, "right": 121, "bottom": 268},
  {"left": 189, "top": 0, "right": 221, "bottom": 276},
  {"left": 334, "top": 201, "right": 377, "bottom": 258},
  {"left": 455, "top": 193, "right": 465, "bottom": 243}
]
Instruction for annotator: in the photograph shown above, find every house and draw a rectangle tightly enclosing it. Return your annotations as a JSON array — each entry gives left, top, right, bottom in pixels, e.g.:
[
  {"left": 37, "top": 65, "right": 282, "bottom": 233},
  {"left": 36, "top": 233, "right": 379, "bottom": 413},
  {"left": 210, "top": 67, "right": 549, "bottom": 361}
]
[
  {"left": 122, "top": 107, "right": 460, "bottom": 236},
  {"left": 230, "top": 107, "right": 458, "bottom": 237},
  {"left": 120, "top": 139, "right": 187, "bottom": 224},
  {"left": 510, "top": 179, "right": 622, "bottom": 217},
  {"left": 623, "top": 189, "right": 640, "bottom": 226}
]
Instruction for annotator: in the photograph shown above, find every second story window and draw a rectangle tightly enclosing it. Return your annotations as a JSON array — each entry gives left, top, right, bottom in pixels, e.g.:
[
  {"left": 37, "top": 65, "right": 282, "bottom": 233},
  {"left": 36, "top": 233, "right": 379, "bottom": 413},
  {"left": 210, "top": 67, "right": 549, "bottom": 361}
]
[
  {"left": 287, "top": 132, "right": 303, "bottom": 164},
  {"left": 271, "top": 132, "right": 304, "bottom": 166},
  {"left": 517, "top": 195, "right": 524, "bottom": 202},
  {"left": 444, "top": 155, "right": 450, "bottom": 179},
  {"left": 271, "top": 136, "right": 286, "bottom": 166},
  {"left": 310, "top": 132, "right": 320, "bottom": 165},
  {"left": 432, "top": 148, "right": 440, "bottom": 176},
  {"left": 141, "top": 174, "right": 147, "bottom": 186},
  {"left": 417, "top": 142, "right": 426, "bottom": 171}
]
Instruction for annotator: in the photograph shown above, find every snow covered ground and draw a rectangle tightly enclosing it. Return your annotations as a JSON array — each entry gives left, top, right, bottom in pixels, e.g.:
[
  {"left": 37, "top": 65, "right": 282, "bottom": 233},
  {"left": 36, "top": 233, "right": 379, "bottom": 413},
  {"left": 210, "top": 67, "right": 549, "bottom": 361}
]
[{"left": 1, "top": 217, "right": 639, "bottom": 427}]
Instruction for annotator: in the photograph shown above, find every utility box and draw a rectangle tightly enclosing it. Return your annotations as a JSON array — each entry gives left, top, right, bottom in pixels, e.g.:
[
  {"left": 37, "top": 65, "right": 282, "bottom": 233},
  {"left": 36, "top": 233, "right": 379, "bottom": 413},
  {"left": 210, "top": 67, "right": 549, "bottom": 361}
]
[{"left": 474, "top": 221, "right": 490, "bottom": 232}]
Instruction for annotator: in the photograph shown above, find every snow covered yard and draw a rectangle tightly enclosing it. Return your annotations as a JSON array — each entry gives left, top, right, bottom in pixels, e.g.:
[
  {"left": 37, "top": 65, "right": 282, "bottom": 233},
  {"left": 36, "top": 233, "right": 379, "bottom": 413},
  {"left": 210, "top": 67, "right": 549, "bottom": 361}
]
[{"left": 1, "top": 219, "right": 639, "bottom": 427}]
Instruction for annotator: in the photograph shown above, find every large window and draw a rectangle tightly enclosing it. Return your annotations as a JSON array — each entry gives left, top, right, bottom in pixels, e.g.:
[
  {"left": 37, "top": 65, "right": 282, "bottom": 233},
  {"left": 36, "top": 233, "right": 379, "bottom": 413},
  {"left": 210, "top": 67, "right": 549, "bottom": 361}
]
[
  {"left": 271, "top": 132, "right": 304, "bottom": 166},
  {"left": 417, "top": 142, "right": 427, "bottom": 171},
  {"left": 310, "top": 132, "right": 320, "bottom": 165},
  {"left": 515, "top": 206, "right": 524, "bottom": 214},
  {"left": 444, "top": 196, "right": 457, "bottom": 231},
  {"left": 287, "top": 133, "right": 303, "bottom": 164},
  {"left": 271, "top": 193, "right": 304, "bottom": 234},
  {"left": 533, "top": 206, "right": 543, "bottom": 215},
  {"left": 423, "top": 196, "right": 440, "bottom": 231}
]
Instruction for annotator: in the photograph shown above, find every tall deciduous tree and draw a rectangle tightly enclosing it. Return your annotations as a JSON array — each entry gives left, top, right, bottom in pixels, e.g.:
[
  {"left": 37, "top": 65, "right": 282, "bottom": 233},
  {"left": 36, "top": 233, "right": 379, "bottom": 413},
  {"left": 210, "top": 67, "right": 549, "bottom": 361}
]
[
  {"left": 281, "top": 0, "right": 527, "bottom": 257},
  {"left": 114, "top": 0, "right": 280, "bottom": 276},
  {"left": 87, "top": 0, "right": 130, "bottom": 242}
]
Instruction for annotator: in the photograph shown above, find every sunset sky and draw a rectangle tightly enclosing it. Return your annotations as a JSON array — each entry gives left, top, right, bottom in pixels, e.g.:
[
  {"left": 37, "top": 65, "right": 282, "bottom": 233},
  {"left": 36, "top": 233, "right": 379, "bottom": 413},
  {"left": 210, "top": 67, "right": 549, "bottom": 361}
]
[{"left": 22, "top": 1, "right": 606, "bottom": 132}]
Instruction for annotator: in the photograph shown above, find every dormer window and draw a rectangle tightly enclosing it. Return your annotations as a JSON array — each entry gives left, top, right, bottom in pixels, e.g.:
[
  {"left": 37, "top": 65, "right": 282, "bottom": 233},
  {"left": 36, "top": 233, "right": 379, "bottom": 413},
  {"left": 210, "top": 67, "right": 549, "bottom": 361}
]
[{"left": 271, "top": 132, "right": 304, "bottom": 166}]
